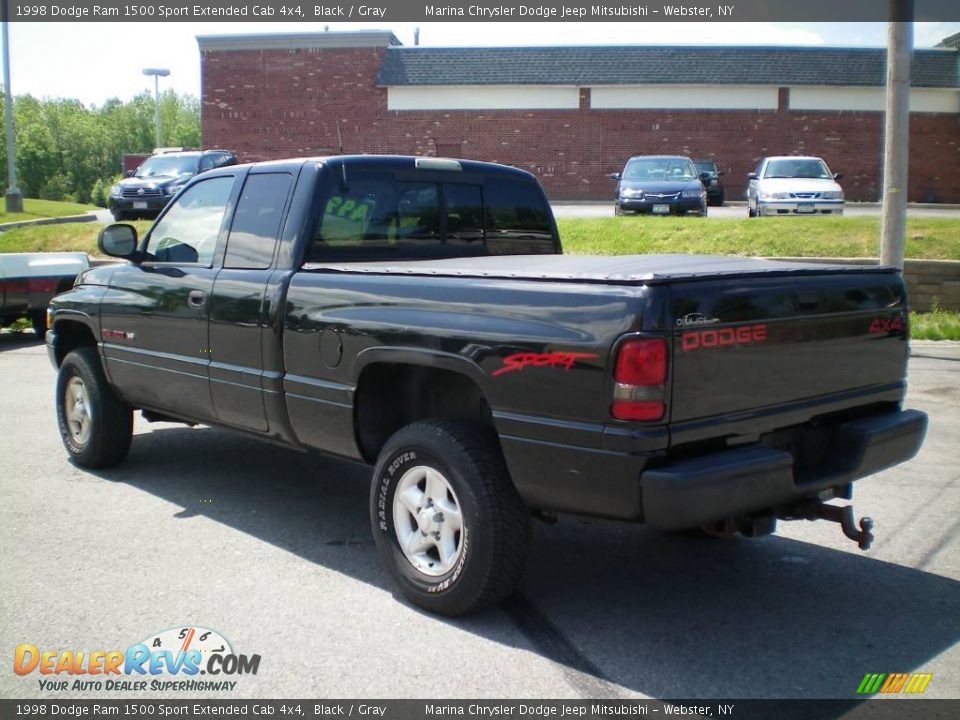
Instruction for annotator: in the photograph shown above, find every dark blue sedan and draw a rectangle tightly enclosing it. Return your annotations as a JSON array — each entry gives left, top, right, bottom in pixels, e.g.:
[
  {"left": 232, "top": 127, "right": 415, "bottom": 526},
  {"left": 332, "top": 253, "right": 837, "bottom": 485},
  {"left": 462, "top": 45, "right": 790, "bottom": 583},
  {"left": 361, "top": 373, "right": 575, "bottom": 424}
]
[{"left": 610, "top": 155, "right": 708, "bottom": 217}]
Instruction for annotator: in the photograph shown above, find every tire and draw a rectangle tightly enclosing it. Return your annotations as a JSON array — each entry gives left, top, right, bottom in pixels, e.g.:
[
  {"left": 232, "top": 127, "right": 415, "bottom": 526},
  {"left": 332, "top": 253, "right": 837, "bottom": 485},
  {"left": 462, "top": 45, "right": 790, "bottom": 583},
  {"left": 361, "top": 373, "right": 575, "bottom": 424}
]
[
  {"left": 748, "top": 201, "right": 757, "bottom": 218},
  {"left": 111, "top": 209, "right": 126, "bottom": 222},
  {"left": 30, "top": 312, "right": 47, "bottom": 341},
  {"left": 370, "top": 420, "right": 531, "bottom": 616},
  {"left": 614, "top": 203, "right": 623, "bottom": 216},
  {"left": 56, "top": 347, "right": 133, "bottom": 469}
]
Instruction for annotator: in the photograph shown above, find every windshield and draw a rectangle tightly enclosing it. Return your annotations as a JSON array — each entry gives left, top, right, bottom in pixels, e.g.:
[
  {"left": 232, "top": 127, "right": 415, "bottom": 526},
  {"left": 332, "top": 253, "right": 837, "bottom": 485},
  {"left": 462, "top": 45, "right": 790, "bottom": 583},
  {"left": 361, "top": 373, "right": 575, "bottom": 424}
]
[
  {"left": 623, "top": 158, "right": 697, "bottom": 182},
  {"left": 694, "top": 161, "right": 717, "bottom": 175},
  {"left": 763, "top": 158, "right": 832, "bottom": 179},
  {"left": 136, "top": 155, "right": 199, "bottom": 178}
]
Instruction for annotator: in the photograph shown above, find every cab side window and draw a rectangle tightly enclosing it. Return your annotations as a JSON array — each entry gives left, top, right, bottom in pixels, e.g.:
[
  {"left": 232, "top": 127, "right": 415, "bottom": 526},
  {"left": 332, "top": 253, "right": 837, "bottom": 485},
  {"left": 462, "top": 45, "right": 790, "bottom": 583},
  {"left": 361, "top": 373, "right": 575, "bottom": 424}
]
[
  {"left": 145, "top": 176, "right": 234, "bottom": 265},
  {"left": 224, "top": 173, "right": 293, "bottom": 270}
]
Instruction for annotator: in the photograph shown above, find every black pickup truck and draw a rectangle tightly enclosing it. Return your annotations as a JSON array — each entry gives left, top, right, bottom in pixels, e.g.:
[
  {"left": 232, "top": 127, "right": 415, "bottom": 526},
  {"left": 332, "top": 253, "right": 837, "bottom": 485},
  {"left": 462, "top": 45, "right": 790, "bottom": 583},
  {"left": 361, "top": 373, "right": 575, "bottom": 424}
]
[{"left": 47, "top": 155, "right": 927, "bottom": 616}]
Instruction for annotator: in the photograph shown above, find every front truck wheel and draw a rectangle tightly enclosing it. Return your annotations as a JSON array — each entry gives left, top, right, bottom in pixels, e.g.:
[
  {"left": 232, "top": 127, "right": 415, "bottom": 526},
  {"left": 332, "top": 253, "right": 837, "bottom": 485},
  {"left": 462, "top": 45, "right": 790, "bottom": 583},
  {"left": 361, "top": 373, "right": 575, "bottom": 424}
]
[
  {"left": 370, "top": 420, "right": 531, "bottom": 616},
  {"left": 56, "top": 347, "right": 133, "bottom": 468}
]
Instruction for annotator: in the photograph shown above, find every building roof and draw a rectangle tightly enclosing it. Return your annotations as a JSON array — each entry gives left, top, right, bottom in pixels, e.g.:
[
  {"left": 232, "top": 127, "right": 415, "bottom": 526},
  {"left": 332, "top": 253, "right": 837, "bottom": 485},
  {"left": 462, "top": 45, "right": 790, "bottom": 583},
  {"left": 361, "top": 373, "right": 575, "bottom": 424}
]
[
  {"left": 377, "top": 45, "right": 960, "bottom": 89},
  {"left": 937, "top": 32, "right": 960, "bottom": 50},
  {"left": 197, "top": 31, "right": 401, "bottom": 52}
]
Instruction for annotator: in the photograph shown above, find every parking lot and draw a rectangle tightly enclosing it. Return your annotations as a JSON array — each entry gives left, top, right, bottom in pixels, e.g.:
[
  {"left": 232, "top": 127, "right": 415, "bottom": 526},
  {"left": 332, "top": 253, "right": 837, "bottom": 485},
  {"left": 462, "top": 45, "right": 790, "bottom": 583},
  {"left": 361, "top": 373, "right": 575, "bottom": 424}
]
[
  {"left": 1, "top": 335, "right": 958, "bottom": 700},
  {"left": 551, "top": 203, "right": 960, "bottom": 219}
]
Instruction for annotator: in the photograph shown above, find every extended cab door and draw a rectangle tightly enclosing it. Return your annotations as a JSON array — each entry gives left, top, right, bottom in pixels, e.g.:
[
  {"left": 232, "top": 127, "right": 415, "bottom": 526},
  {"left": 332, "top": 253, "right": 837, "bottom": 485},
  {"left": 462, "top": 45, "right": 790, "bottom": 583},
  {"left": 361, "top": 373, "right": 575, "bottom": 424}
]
[
  {"left": 99, "top": 174, "right": 238, "bottom": 421},
  {"left": 208, "top": 171, "right": 295, "bottom": 432}
]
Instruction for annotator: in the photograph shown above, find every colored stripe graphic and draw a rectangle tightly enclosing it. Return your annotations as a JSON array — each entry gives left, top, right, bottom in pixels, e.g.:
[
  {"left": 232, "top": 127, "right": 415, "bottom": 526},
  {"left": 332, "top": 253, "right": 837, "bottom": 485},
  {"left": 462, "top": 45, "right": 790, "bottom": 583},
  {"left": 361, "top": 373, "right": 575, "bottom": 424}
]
[
  {"left": 904, "top": 673, "right": 934, "bottom": 694},
  {"left": 857, "top": 673, "right": 886, "bottom": 694},
  {"left": 857, "top": 672, "right": 933, "bottom": 694}
]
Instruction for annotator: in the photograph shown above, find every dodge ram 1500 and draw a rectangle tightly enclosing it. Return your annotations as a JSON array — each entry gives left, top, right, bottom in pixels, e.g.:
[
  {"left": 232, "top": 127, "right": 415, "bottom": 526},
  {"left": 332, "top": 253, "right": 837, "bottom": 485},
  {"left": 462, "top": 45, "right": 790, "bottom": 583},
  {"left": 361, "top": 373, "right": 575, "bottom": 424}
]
[{"left": 47, "top": 156, "right": 927, "bottom": 616}]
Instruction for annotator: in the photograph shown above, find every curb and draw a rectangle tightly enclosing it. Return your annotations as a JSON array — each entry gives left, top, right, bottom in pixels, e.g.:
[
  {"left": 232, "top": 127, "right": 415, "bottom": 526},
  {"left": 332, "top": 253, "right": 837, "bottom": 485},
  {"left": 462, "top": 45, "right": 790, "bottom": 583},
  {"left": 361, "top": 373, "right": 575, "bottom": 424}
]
[{"left": 0, "top": 213, "right": 99, "bottom": 232}]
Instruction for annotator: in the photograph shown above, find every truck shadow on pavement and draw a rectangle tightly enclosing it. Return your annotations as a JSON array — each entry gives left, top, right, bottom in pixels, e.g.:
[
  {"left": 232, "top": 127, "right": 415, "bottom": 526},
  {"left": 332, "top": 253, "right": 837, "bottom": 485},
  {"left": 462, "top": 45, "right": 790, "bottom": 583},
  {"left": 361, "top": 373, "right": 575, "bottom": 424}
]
[
  {"left": 0, "top": 332, "right": 44, "bottom": 353},
  {"left": 92, "top": 424, "right": 960, "bottom": 703}
]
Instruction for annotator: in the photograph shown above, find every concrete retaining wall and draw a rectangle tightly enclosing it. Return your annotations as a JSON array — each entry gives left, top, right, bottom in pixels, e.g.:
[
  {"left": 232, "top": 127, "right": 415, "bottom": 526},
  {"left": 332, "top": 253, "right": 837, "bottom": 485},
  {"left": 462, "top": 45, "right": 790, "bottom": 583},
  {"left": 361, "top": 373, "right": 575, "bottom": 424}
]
[{"left": 773, "top": 257, "right": 960, "bottom": 312}]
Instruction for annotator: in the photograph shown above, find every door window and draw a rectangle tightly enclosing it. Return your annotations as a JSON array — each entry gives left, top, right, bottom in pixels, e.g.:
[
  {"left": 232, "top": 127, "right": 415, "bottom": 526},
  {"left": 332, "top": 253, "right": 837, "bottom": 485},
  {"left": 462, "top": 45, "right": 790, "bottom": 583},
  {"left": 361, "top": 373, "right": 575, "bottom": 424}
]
[
  {"left": 224, "top": 173, "right": 293, "bottom": 269},
  {"left": 146, "top": 176, "right": 234, "bottom": 265}
]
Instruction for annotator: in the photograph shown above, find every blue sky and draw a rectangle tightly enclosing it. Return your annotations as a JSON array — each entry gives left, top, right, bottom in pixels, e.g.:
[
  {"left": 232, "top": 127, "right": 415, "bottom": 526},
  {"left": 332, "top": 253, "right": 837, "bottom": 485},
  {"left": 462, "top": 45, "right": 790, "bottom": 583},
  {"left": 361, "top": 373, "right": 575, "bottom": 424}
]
[{"left": 2, "top": 21, "right": 959, "bottom": 106}]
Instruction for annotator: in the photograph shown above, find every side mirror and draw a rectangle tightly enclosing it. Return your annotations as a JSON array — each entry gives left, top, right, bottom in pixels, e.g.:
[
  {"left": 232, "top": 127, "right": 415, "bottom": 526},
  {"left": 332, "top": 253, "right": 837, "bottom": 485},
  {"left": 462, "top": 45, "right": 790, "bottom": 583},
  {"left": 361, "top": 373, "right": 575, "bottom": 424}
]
[
  {"left": 718, "top": 171, "right": 726, "bottom": 177},
  {"left": 833, "top": 172, "right": 843, "bottom": 181},
  {"left": 608, "top": 172, "right": 622, "bottom": 181},
  {"left": 98, "top": 224, "right": 139, "bottom": 260},
  {"left": 124, "top": 170, "right": 135, "bottom": 178},
  {"left": 699, "top": 172, "right": 711, "bottom": 183},
  {"left": 747, "top": 172, "right": 758, "bottom": 180}
]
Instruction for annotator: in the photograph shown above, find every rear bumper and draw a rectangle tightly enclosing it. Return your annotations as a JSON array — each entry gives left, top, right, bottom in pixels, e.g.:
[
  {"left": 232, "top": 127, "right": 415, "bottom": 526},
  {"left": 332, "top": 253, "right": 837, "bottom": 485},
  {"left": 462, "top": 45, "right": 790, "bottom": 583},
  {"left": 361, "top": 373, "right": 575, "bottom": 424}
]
[{"left": 640, "top": 409, "right": 927, "bottom": 529}]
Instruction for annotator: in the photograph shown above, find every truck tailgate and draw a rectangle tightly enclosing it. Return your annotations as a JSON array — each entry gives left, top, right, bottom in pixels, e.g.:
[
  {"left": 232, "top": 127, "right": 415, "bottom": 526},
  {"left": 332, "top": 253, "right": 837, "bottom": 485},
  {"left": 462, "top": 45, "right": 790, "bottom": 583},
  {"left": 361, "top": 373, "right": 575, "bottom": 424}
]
[{"left": 668, "top": 271, "right": 909, "bottom": 431}]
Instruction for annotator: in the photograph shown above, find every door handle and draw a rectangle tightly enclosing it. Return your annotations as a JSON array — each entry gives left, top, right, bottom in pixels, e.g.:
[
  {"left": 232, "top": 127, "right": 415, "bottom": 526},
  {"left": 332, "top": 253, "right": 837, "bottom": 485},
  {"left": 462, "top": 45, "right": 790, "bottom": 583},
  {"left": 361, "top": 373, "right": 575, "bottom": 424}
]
[{"left": 188, "top": 290, "right": 208, "bottom": 308}]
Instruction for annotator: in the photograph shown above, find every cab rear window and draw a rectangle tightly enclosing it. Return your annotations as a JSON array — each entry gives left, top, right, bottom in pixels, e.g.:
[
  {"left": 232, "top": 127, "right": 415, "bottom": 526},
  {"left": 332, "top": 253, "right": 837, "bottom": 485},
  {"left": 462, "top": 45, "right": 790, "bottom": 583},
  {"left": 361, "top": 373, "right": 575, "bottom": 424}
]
[{"left": 307, "top": 171, "right": 556, "bottom": 262}]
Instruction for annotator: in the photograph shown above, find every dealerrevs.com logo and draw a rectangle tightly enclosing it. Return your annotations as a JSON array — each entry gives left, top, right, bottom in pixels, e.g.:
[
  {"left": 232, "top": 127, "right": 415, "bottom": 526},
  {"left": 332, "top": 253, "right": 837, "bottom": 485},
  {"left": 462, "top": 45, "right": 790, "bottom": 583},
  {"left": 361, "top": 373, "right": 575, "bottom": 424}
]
[{"left": 13, "top": 626, "right": 260, "bottom": 692}]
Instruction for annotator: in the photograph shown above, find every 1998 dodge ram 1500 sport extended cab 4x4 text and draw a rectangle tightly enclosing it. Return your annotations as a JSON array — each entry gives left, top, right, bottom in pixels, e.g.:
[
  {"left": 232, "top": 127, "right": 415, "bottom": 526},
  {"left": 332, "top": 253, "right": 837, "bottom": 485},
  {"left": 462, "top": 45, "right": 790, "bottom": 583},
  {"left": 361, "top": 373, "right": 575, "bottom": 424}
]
[{"left": 47, "top": 155, "right": 927, "bottom": 616}]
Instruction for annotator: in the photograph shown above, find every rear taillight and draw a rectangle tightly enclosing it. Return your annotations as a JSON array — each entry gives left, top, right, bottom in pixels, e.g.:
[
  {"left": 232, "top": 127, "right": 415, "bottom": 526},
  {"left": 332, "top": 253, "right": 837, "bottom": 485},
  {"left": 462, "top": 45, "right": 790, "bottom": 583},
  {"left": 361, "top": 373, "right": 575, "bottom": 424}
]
[
  {"left": 27, "top": 278, "right": 58, "bottom": 293},
  {"left": 611, "top": 337, "right": 667, "bottom": 421}
]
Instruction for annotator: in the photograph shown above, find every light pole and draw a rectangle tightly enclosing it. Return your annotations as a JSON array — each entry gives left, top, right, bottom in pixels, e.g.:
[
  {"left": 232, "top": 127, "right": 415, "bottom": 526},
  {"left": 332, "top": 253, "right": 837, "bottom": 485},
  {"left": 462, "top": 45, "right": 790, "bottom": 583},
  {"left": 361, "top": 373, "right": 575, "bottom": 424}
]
[
  {"left": 2, "top": 7, "right": 23, "bottom": 213},
  {"left": 142, "top": 67, "right": 170, "bottom": 149},
  {"left": 880, "top": 0, "right": 913, "bottom": 270}
]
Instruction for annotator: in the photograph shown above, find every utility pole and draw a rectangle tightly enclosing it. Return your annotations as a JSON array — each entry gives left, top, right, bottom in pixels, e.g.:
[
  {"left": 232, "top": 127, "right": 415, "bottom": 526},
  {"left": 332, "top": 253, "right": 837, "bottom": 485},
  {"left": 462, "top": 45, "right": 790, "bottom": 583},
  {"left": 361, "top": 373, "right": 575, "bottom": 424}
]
[
  {"left": 880, "top": 0, "right": 913, "bottom": 269},
  {"left": 2, "top": 3, "right": 23, "bottom": 213},
  {"left": 142, "top": 68, "right": 170, "bottom": 148}
]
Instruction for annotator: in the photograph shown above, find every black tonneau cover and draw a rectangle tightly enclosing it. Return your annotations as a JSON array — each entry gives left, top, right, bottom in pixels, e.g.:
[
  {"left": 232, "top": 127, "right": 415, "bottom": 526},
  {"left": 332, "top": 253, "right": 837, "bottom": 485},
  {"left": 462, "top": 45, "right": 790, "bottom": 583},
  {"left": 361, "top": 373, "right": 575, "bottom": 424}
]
[{"left": 304, "top": 254, "right": 897, "bottom": 284}]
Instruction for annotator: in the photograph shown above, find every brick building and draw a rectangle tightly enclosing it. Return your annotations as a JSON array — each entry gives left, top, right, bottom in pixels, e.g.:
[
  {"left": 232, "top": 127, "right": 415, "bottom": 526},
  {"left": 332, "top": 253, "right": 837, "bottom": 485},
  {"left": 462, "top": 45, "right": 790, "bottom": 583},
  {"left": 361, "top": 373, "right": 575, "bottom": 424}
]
[{"left": 198, "top": 31, "right": 960, "bottom": 202}]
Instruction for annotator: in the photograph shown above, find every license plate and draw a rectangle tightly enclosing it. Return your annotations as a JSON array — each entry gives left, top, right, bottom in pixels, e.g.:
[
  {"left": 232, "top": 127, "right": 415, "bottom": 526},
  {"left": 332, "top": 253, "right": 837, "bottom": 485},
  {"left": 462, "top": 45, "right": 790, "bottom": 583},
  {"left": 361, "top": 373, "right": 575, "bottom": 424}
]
[
  {"left": 133, "top": 201, "right": 148, "bottom": 210},
  {"left": 653, "top": 204, "right": 670, "bottom": 214},
  {"left": 796, "top": 205, "right": 815, "bottom": 213}
]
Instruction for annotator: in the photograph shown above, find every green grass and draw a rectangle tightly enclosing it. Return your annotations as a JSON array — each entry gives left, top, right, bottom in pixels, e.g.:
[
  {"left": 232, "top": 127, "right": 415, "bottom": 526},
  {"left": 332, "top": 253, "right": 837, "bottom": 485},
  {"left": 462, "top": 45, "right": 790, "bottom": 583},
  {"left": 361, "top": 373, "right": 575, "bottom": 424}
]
[
  {"left": 910, "top": 309, "right": 960, "bottom": 340},
  {"left": 557, "top": 216, "right": 960, "bottom": 260},
  {"left": 0, "top": 221, "right": 152, "bottom": 255},
  {"left": 0, "top": 198, "right": 99, "bottom": 225},
  {"left": 2, "top": 215, "right": 958, "bottom": 261}
]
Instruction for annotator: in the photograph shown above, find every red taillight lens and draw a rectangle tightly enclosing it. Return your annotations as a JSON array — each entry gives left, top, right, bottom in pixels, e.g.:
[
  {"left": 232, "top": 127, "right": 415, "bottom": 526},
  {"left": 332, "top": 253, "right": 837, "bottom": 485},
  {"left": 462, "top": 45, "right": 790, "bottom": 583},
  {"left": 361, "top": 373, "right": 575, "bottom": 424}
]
[
  {"left": 611, "top": 400, "right": 664, "bottom": 421},
  {"left": 614, "top": 338, "right": 667, "bottom": 386},
  {"left": 611, "top": 338, "right": 667, "bottom": 422},
  {"left": 28, "top": 278, "right": 58, "bottom": 293}
]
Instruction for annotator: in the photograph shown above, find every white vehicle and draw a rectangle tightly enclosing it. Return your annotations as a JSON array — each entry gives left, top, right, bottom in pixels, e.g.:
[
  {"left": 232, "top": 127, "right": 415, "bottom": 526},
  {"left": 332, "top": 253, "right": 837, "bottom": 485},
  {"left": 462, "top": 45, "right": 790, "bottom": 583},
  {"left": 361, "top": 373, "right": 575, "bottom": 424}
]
[
  {"left": 0, "top": 252, "right": 89, "bottom": 339},
  {"left": 746, "top": 156, "right": 845, "bottom": 218}
]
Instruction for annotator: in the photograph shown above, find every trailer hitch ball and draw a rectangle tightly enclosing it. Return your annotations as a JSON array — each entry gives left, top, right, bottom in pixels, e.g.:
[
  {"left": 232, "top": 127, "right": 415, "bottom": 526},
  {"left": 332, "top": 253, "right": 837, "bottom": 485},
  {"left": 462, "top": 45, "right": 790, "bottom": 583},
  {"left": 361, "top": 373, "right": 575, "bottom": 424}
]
[{"left": 852, "top": 515, "right": 874, "bottom": 552}]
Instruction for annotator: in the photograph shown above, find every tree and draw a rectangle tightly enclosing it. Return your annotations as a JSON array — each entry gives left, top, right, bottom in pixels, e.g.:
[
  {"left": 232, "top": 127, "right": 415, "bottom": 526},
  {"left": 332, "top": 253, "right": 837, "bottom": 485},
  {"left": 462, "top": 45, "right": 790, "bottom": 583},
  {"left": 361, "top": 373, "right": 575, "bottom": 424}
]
[{"left": 0, "top": 89, "right": 202, "bottom": 203}]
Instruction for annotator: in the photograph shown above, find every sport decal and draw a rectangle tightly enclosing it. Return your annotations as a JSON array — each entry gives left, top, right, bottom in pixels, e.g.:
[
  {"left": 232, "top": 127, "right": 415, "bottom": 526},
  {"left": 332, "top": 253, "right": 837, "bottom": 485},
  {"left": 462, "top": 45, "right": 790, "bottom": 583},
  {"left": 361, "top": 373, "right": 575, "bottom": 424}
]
[{"left": 492, "top": 351, "right": 598, "bottom": 377}]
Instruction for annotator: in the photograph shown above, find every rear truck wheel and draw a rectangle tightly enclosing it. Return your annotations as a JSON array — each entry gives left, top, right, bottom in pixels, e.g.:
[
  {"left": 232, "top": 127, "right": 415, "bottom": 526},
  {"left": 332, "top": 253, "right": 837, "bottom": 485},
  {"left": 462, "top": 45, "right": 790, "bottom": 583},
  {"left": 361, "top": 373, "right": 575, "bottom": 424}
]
[
  {"left": 56, "top": 347, "right": 133, "bottom": 469},
  {"left": 30, "top": 312, "right": 47, "bottom": 340},
  {"left": 370, "top": 420, "right": 531, "bottom": 617}
]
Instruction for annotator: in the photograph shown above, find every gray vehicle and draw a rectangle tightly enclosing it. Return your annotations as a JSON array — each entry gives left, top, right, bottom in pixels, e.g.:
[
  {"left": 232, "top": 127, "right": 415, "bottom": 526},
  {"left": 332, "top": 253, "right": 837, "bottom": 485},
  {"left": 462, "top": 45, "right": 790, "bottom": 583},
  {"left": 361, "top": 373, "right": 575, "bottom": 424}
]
[
  {"left": 108, "top": 149, "right": 236, "bottom": 221},
  {"left": 747, "top": 156, "right": 845, "bottom": 218}
]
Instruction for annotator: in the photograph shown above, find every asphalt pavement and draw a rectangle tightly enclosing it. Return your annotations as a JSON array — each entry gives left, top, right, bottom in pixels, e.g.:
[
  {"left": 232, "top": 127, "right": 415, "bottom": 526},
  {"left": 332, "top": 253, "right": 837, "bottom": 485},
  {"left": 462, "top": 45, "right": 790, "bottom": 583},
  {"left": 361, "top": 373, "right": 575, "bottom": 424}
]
[{"left": 1, "top": 335, "right": 957, "bottom": 702}]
